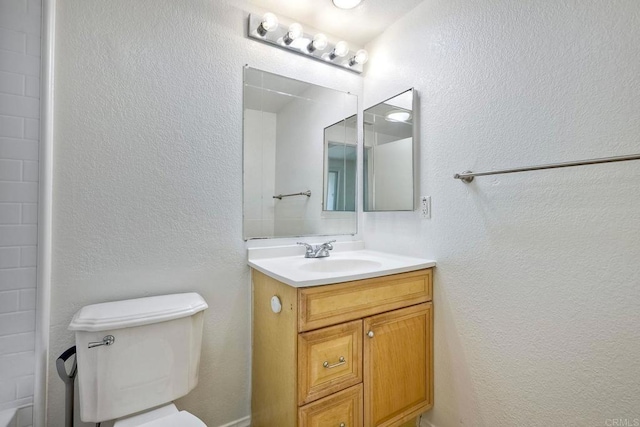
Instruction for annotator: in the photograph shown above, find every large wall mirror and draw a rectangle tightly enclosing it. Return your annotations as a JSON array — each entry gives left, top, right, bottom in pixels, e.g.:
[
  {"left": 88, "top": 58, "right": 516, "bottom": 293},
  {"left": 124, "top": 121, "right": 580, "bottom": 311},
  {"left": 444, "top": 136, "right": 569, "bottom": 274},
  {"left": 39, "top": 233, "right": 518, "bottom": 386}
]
[
  {"left": 243, "top": 67, "right": 358, "bottom": 239},
  {"left": 363, "top": 89, "right": 416, "bottom": 211}
]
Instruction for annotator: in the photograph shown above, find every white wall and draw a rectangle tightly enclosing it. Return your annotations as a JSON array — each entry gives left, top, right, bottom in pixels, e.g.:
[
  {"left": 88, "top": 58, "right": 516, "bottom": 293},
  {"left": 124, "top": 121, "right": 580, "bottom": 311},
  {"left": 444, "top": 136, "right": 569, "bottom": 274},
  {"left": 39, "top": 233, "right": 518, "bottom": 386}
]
[
  {"left": 364, "top": 0, "right": 640, "bottom": 425},
  {"left": 48, "top": 1, "right": 362, "bottom": 426},
  {"left": 0, "top": 0, "right": 41, "bottom": 425}
]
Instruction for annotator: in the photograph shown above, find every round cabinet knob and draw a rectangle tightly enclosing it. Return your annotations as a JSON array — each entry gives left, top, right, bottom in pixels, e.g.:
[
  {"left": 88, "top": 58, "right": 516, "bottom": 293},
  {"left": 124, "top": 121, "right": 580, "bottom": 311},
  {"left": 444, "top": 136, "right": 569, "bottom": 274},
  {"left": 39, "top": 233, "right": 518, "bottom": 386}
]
[
  {"left": 270, "top": 296, "right": 282, "bottom": 314},
  {"left": 340, "top": 423, "right": 346, "bottom": 427},
  {"left": 367, "top": 330, "right": 374, "bottom": 338}
]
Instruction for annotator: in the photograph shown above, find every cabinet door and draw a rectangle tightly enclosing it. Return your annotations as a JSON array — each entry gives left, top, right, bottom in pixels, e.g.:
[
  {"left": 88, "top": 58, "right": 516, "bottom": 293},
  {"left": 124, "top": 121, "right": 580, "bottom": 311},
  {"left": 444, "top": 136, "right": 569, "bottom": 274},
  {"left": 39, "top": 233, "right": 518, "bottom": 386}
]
[{"left": 363, "top": 303, "right": 433, "bottom": 427}]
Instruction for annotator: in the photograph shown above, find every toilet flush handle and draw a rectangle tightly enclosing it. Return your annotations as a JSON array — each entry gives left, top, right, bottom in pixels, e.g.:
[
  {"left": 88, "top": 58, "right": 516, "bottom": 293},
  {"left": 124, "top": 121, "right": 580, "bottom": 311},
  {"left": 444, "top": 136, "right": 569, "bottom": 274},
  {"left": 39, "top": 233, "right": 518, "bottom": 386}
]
[{"left": 88, "top": 335, "right": 115, "bottom": 349}]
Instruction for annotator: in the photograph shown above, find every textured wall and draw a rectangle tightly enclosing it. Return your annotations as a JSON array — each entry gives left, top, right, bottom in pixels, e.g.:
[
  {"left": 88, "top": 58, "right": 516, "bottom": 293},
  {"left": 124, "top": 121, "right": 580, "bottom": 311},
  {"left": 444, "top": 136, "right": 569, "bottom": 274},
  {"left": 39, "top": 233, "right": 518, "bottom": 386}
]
[
  {"left": 363, "top": 1, "right": 640, "bottom": 426},
  {"left": 0, "top": 0, "right": 41, "bottom": 425},
  {"left": 49, "top": 1, "right": 362, "bottom": 426}
]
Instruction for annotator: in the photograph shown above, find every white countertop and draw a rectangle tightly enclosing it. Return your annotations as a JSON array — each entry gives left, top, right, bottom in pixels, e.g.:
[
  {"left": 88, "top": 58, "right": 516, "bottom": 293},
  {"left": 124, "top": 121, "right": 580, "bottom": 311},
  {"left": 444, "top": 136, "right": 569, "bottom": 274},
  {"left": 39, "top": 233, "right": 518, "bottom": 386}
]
[{"left": 247, "top": 241, "right": 436, "bottom": 287}]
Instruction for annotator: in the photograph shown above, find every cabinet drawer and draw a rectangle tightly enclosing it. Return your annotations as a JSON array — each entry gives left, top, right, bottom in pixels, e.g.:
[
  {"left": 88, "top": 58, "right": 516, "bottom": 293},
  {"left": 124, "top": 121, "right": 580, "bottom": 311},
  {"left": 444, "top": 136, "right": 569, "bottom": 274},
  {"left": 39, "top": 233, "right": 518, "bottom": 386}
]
[
  {"left": 298, "top": 320, "right": 363, "bottom": 405},
  {"left": 298, "top": 269, "right": 432, "bottom": 332},
  {"left": 299, "top": 384, "right": 363, "bottom": 427}
]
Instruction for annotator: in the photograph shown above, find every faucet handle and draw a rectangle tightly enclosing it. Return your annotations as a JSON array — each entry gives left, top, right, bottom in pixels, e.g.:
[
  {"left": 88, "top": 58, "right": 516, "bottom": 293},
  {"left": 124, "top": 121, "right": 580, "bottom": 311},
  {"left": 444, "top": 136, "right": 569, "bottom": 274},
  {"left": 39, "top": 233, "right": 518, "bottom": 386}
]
[
  {"left": 322, "top": 240, "right": 336, "bottom": 250},
  {"left": 297, "top": 242, "right": 313, "bottom": 252}
]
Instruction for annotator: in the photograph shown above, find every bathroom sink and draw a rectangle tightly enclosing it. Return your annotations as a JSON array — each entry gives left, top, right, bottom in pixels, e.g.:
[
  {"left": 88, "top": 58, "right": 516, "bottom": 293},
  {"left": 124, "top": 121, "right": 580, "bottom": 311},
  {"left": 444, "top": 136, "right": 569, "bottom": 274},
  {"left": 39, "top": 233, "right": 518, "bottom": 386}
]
[
  {"left": 247, "top": 241, "right": 436, "bottom": 287},
  {"left": 298, "top": 258, "right": 383, "bottom": 273}
]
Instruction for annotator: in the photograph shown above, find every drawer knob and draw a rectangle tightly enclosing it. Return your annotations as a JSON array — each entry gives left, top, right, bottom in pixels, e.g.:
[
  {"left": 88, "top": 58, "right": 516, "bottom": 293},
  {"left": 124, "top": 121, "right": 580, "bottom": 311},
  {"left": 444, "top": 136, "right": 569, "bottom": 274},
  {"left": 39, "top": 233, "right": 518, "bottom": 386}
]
[
  {"left": 367, "top": 330, "right": 374, "bottom": 338},
  {"left": 340, "top": 424, "right": 346, "bottom": 427},
  {"left": 323, "top": 356, "right": 346, "bottom": 369}
]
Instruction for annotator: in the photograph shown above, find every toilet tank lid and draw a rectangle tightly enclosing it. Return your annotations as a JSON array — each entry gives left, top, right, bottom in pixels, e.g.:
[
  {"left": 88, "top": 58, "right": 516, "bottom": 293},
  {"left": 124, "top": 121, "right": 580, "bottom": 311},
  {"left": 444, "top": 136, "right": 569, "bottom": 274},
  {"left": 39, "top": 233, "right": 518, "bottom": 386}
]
[{"left": 68, "top": 293, "right": 208, "bottom": 332}]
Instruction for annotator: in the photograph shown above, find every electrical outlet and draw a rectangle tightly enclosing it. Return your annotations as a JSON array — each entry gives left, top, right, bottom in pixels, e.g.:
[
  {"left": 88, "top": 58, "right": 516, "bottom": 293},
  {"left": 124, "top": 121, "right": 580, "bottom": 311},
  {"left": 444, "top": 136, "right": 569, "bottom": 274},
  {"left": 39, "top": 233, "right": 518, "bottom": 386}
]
[{"left": 421, "top": 196, "right": 431, "bottom": 219}]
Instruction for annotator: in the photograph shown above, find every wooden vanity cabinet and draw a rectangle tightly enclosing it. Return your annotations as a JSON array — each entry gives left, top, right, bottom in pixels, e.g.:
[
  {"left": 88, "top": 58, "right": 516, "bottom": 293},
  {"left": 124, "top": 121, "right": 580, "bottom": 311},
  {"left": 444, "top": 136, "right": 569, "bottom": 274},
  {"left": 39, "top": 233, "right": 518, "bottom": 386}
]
[{"left": 252, "top": 268, "right": 433, "bottom": 427}]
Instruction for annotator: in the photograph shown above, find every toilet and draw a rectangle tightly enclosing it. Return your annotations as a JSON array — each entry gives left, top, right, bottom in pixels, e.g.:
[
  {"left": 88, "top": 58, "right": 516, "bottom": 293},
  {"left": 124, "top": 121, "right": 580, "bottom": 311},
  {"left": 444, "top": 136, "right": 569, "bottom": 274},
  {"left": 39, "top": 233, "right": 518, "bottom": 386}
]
[{"left": 68, "top": 293, "right": 209, "bottom": 426}]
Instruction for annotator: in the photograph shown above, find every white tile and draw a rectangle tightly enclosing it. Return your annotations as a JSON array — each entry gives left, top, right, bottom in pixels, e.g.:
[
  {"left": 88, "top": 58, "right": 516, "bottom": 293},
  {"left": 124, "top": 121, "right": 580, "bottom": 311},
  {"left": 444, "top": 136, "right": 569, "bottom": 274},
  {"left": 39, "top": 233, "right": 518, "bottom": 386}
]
[
  {"left": 0, "top": 11, "right": 40, "bottom": 36},
  {"left": 20, "top": 204, "right": 36, "bottom": 224},
  {"left": 0, "top": 71, "right": 24, "bottom": 96},
  {"left": 0, "top": 139, "right": 38, "bottom": 160},
  {"left": 0, "top": 313, "right": 35, "bottom": 337},
  {"left": 0, "top": 225, "right": 37, "bottom": 246},
  {"left": 0, "top": 291, "right": 19, "bottom": 313},
  {"left": 0, "top": 115, "right": 24, "bottom": 138},
  {"left": 18, "top": 289, "right": 34, "bottom": 310},
  {"left": 24, "top": 77, "right": 38, "bottom": 99},
  {"left": 0, "top": 28, "right": 26, "bottom": 53},
  {"left": 0, "top": 247, "right": 21, "bottom": 268},
  {"left": 0, "top": 93, "right": 39, "bottom": 119},
  {"left": 21, "top": 161, "right": 37, "bottom": 182},
  {"left": 0, "top": 182, "right": 38, "bottom": 202},
  {"left": 0, "top": 332, "right": 34, "bottom": 355},
  {"left": 15, "top": 376, "right": 32, "bottom": 399},
  {"left": 0, "top": 0, "right": 27, "bottom": 15},
  {"left": 0, "top": 204, "right": 21, "bottom": 224},
  {"left": 16, "top": 405, "right": 32, "bottom": 427},
  {"left": 0, "top": 159, "right": 22, "bottom": 181},
  {"left": 0, "top": 51, "right": 39, "bottom": 77},
  {"left": 25, "top": 34, "right": 39, "bottom": 57},
  {"left": 0, "top": 351, "right": 34, "bottom": 379},
  {"left": 0, "top": 380, "right": 16, "bottom": 403},
  {"left": 23, "top": 119, "right": 37, "bottom": 140},
  {"left": 19, "top": 246, "right": 35, "bottom": 267},
  {"left": 0, "top": 268, "right": 35, "bottom": 291}
]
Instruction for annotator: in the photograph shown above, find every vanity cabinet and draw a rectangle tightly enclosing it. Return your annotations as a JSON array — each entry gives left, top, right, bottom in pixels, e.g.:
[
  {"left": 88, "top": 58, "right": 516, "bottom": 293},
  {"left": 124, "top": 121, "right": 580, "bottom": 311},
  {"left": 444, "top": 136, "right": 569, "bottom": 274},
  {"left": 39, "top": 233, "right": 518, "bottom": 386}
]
[{"left": 252, "top": 268, "right": 433, "bottom": 427}]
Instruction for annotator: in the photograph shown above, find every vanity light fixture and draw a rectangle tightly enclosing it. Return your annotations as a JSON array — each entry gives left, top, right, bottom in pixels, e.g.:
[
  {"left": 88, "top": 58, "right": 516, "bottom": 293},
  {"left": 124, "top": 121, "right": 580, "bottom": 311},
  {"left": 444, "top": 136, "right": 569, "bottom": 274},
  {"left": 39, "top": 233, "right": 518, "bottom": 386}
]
[
  {"left": 329, "top": 41, "right": 349, "bottom": 60},
  {"left": 385, "top": 110, "right": 412, "bottom": 122},
  {"left": 332, "top": 0, "right": 363, "bottom": 10},
  {"left": 247, "top": 13, "right": 368, "bottom": 73},
  {"left": 307, "top": 33, "right": 328, "bottom": 52},
  {"left": 349, "top": 49, "right": 369, "bottom": 66},
  {"left": 283, "top": 23, "right": 303, "bottom": 45},
  {"left": 257, "top": 12, "right": 278, "bottom": 36}
]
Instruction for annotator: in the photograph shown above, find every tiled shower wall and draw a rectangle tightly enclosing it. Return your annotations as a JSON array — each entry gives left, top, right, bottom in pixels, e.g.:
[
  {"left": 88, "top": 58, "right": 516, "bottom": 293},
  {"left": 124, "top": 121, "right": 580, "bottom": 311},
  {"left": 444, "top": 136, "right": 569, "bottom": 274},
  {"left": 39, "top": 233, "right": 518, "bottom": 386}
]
[{"left": 0, "top": 0, "right": 41, "bottom": 425}]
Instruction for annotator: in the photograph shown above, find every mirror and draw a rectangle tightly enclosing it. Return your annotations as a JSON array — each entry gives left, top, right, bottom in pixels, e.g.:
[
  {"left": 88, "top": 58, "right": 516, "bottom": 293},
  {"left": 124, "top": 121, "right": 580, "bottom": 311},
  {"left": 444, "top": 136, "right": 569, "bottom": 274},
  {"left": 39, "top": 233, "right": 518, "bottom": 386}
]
[
  {"left": 363, "top": 89, "right": 416, "bottom": 211},
  {"left": 323, "top": 115, "right": 357, "bottom": 212},
  {"left": 243, "top": 67, "right": 358, "bottom": 239}
]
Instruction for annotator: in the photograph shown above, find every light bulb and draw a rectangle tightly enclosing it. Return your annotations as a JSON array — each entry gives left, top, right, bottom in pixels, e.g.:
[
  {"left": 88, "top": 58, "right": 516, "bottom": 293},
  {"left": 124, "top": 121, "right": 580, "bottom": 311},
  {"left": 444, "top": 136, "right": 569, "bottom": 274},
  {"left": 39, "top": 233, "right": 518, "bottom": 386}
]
[
  {"left": 329, "top": 41, "right": 349, "bottom": 60},
  {"left": 284, "top": 23, "right": 303, "bottom": 45},
  {"left": 257, "top": 12, "right": 278, "bottom": 36},
  {"left": 307, "top": 33, "right": 328, "bottom": 52},
  {"left": 385, "top": 110, "right": 411, "bottom": 122},
  {"left": 332, "top": 0, "right": 363, "bottom": 9},
  {"left": 349, "top": 49, "right": 369, "bottom": 66}
]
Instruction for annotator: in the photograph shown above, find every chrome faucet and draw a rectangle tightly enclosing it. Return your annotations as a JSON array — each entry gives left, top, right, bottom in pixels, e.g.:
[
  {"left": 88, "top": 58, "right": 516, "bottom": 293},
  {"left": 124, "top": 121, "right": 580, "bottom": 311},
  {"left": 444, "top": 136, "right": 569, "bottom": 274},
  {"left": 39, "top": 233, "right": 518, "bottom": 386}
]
[{"left": 297, "top": 240, "right": 336, "bottom": 258}]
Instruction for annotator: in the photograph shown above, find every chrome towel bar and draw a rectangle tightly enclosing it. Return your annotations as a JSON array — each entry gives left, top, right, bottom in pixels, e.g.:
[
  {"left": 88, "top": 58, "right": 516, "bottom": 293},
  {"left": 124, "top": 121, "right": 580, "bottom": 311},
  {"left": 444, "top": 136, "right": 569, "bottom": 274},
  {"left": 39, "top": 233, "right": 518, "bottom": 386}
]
[
  {"left": 273, "top": 190, "right": 312, "bottom": 200},
  {"left": 454, "top": 153, "right": 640, "bottom": 183}
]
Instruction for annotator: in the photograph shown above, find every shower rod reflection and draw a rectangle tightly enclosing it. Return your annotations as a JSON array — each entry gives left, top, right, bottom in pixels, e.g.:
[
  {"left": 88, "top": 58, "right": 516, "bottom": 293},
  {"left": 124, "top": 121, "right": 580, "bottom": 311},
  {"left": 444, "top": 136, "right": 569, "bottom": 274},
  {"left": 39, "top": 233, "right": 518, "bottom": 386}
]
[
  {"left": 454, "top": 153, "right": 640, "bottom": 183},
  {"left": 273, "top": 190, "right": 312, "bottom": 200}
]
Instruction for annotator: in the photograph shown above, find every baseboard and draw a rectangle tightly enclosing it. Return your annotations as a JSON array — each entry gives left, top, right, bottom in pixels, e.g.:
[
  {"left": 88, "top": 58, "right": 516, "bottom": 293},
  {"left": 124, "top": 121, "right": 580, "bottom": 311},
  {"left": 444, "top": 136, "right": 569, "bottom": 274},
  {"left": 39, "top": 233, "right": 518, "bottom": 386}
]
[
  {"left": 418, "top": 414, "right": 437, "bottom": 427},
  {"left": 218, "top": 415, "right": 251, "bottom": 427}
]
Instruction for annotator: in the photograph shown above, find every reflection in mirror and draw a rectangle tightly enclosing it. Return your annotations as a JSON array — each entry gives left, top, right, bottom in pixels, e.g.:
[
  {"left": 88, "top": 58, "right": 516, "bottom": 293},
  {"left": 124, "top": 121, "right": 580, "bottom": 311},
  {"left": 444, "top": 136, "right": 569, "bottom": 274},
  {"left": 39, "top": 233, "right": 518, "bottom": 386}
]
[
  {"left": 324, "top": 115, "right": 356, "bottom": 212},
  {"left": 243, "top": 67, "right": 358, "bottom": 239},
  {"left": 363, "top": 89, "right": 416, "bottom": 211}
]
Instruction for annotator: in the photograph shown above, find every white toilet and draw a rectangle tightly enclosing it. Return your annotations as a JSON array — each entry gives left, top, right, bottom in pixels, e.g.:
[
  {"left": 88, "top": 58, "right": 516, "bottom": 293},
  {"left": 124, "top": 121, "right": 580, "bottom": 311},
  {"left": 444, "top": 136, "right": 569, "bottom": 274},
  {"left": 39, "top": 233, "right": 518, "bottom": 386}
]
[{"left": 68, "top": 293, "right": 209, "bottom": 426}]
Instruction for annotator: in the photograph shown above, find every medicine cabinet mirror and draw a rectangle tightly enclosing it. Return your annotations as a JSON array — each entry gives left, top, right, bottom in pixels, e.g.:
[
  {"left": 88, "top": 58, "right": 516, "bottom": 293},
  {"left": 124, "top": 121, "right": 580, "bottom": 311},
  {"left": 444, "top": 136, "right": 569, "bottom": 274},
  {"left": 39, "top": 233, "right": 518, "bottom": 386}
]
[
  {"left": 363, "top": 89, "right": 416, "bottom": 211},
  {"left": 243, "top": 67, "right": 358, "bottom": 239}
]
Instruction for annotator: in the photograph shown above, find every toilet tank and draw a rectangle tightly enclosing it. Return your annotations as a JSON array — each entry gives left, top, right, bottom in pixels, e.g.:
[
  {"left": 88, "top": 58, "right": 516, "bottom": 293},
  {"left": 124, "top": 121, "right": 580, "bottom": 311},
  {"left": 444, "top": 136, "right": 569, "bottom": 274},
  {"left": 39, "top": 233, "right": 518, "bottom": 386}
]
[{"left": 69, "top": 293, "right": 208, "bottom": 423}]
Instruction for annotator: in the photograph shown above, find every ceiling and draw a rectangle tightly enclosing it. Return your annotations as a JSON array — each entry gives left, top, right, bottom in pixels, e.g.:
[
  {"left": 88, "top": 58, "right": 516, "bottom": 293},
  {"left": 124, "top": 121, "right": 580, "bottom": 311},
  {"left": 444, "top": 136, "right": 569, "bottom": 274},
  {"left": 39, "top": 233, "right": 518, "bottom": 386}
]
[{"left": 248, "top": 0, "right": 424, "bottom": 46}]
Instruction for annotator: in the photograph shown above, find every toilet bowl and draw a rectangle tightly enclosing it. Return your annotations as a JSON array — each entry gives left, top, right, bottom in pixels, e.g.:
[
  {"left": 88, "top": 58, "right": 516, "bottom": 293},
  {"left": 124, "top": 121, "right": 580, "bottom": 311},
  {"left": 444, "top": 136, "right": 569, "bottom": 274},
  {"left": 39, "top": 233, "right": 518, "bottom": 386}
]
[{"left": 69, "top": 293, "right": 209, "bottom": 426}]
